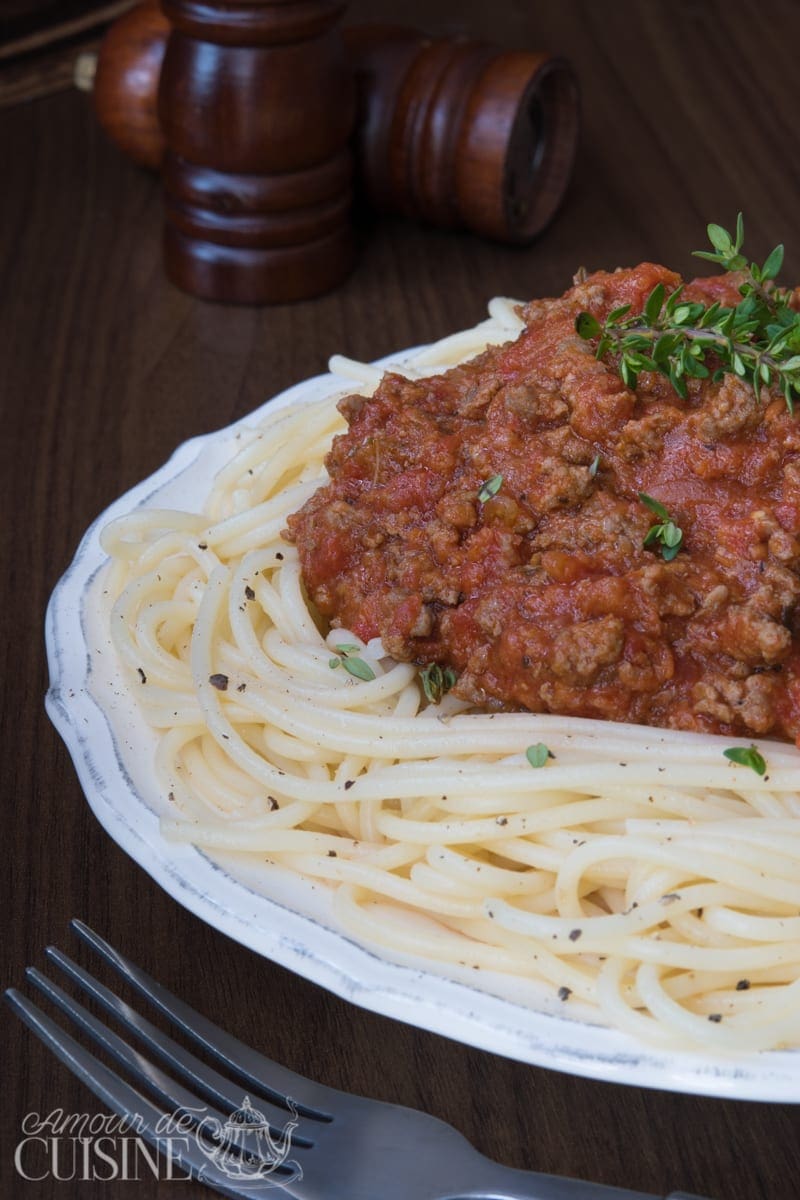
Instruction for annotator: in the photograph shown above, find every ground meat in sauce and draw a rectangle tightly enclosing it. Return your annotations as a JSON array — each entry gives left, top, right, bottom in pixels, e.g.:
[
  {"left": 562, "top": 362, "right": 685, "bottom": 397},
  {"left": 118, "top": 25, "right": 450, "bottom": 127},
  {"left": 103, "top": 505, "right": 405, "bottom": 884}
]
[{"left": 284, "top": 263, "right": 800, "bottom": 744}]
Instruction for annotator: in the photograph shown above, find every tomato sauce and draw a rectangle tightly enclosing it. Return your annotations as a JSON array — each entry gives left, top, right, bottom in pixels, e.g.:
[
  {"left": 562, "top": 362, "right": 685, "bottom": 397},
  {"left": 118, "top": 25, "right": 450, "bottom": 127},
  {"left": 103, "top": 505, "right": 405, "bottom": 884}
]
[{"left": 285, "top": 265, "right": 800, "bottom": 743}]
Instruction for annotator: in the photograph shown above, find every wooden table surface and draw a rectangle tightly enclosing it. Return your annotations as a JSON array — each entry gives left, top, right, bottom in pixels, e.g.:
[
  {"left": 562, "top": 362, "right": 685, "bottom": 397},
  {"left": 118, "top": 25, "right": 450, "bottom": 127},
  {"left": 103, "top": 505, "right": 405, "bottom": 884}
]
[{"left": 3, "top": 1, "right": 800, "bottom": 1197}]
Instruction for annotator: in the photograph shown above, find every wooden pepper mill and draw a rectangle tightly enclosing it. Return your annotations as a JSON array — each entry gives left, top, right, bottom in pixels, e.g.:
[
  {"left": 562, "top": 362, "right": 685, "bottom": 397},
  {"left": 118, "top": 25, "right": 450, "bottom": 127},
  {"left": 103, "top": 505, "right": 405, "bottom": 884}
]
[
  {"left": 347, "top": 25, "right": 579, "bottom": 244},
  {"left": 158, "top": 0, "right": 355, "bottom": 303}
]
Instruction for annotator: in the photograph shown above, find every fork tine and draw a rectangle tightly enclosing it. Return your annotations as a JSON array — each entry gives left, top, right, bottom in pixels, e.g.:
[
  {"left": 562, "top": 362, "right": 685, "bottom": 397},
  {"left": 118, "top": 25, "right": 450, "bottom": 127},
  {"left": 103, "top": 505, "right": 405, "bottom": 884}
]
[
  {"left": 41, "top": 950, "right": 313, "bottom": 1143},
  {"left": 5, "top": 988, "right": 306, "bottom": 1200},
  {"left": 72, "top": 920, "right": 334, "bottom": 1121},
  {"left": 27, "top": 964, "right": 311, "bottom": 1154}
]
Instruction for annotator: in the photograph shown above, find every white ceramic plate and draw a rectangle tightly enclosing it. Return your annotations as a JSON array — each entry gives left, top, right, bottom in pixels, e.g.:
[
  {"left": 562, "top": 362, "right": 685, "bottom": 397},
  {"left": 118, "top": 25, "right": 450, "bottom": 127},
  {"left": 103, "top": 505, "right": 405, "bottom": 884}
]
[{"left": 46, "top": 353, "right": 800, "bottom": 1102}]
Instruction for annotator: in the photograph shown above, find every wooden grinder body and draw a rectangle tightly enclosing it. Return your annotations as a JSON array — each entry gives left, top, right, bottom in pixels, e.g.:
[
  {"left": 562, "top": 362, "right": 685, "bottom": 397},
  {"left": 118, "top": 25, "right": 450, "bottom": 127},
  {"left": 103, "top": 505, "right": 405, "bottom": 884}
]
[
  {"left": 91, "top": 0, "right": 167, "bottom": 170},
  {"left": 348, "top": 25, "right": 579, "bottom": 243},
  {"left": 158, "top": 0, "right": 355, "bottom": 303}
]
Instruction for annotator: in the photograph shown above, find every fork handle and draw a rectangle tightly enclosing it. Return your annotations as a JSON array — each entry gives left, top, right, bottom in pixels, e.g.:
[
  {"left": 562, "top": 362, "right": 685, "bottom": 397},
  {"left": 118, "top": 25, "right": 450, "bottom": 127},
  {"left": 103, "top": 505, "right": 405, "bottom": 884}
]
[
  {"left": 445, "top": 1157, "right": 715, "bottom": 1200},
  {"left": 446, "top": 1184, "right": 713, "bottom": 1200}
]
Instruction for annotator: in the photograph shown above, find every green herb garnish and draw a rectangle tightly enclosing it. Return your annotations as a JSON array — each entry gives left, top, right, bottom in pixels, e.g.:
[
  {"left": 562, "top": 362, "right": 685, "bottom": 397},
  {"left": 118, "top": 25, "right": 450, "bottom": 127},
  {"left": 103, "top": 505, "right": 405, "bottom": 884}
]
[
  {"left": 420, "top": 663, "right": 458, "bottom": 704},
  {"left": 477, "top": 474, "right": 503, "bottom": 503},
  {"left": 328, "top": 644, "right": 376, "bottom": 681},
  {"left": 723, "top": 745, "right": 767, "bottom": 776},
  {"left": 639, "top": 492, "right": 684, "bottom": 562},
  {"left": 575, "top": 216, "right": 800, "bottom": 413},
  {"left": 526, "top": 743, "right": 554, "bottom": 768}
]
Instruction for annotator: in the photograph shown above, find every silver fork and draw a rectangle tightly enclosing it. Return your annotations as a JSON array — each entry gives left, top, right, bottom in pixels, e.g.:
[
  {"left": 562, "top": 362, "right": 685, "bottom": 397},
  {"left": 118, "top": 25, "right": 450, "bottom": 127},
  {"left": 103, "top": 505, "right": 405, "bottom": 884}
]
[{"left": 5, "top": 921, "right": 712, "bottom": 1200}]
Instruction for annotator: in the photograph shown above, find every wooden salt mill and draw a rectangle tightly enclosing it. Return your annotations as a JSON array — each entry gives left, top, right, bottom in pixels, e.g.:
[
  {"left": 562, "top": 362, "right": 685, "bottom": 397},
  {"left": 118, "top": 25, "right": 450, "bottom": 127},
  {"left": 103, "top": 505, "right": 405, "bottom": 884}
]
[
  {"left": 88, "top": 0, "right": 167, "bottom": 170},
  {"left": 158, "top": 0, "right": 355, "bottom": 303}
]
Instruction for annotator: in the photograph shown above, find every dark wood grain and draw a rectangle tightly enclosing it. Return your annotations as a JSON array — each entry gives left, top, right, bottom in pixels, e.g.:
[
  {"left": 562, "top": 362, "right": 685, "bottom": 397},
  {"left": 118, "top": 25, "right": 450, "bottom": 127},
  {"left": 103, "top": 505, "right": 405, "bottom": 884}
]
[{"left": 2, "top": 2, "right": 800, "bottom": 1198}]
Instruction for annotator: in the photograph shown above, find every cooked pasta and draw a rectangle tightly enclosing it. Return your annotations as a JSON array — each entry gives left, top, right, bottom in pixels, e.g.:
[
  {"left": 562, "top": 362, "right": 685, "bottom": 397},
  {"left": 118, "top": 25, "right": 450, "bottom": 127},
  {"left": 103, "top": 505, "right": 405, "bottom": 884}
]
[{"left": 100, "top": 300, "right": 800, "bottom": 1051}]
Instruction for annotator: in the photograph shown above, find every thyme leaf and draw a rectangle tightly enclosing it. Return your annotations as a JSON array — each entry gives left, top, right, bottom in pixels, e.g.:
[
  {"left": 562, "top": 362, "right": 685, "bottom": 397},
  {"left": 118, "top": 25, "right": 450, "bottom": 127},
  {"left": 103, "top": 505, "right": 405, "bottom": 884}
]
[
  {"left": 341, "top": 657, "right": 377, "bottom": 682},
  {"left": 526, "top": 743, "right": 554, "bottom": 768},
  {"left": 723, "top": 745, "right": 767, "bottom": 776},
  {"left": 478, "top": 474, "right": 503, "bottom": 503},
  {"left": 420, "top": 663, "right": 458, "bottom": 704}
]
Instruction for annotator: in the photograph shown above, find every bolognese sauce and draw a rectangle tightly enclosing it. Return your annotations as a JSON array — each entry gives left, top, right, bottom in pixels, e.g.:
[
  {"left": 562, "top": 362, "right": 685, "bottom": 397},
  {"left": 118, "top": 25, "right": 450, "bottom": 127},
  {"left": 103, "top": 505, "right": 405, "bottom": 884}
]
[{"left": 285, "top": 264, "right": 800, "bottom": 743}]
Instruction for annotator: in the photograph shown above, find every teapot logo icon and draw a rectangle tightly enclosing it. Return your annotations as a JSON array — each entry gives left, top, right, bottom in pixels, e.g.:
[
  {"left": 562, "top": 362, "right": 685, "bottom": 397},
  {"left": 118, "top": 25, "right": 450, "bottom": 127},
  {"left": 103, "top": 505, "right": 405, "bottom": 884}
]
[{"left": 194, "top": 1095, "right": 302, "bottom": 1186}]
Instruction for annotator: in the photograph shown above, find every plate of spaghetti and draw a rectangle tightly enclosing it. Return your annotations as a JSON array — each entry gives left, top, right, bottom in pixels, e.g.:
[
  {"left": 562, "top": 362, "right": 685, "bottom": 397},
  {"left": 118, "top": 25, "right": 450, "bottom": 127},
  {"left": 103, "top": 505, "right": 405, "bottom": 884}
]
[{"left": 47, "top": 233, "right": 800, "bottom": 1099}]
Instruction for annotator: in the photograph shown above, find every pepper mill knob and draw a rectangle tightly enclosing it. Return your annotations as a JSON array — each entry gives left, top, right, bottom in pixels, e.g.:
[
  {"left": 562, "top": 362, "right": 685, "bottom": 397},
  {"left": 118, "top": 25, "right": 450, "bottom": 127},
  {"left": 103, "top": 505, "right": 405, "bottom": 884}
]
[
  {"left": 347, "top": 25, "right": 579, "bottom": 243},
  {"left": 158, "top": 0, "right": 355, "bottom": 303}
]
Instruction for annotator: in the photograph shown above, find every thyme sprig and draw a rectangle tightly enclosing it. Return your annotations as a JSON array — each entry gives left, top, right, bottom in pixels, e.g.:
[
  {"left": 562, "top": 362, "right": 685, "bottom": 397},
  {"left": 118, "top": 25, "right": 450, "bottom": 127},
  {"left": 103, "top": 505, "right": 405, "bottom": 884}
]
[
  {"left": 575, "top": 217, "right": 800, "bottom": 413},
  {"left": 639, "top": 492, "right": 683, "bottom": 561}
]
